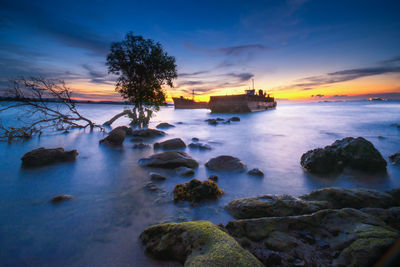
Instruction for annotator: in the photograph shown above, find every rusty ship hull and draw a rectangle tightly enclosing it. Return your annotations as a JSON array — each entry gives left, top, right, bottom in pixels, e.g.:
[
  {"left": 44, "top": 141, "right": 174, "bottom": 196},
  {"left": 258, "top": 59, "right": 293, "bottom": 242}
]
[
  {"left": 172, "top": 97, "right": 209, "bottom": 109},
  {"left": 209, "top": 94, "right": 277, "bottom": 113}
]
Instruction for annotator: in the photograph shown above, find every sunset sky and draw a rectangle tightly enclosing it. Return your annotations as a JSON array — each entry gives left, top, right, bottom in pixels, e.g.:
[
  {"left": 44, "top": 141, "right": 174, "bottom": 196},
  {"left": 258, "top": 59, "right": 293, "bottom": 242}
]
[{"left": 1, "top": 0, "right": 399, "bottom": 102}]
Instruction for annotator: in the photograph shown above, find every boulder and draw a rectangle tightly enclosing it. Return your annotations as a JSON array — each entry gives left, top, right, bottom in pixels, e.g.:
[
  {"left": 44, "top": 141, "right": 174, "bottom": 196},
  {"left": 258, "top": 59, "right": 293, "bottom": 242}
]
[
  {"left": 216, "top": 118, "right": 224, "bottom": 121},
  {"left": 300, "top": 148, "right": 342, "bottom": 174},
  {"left": 229, "top": 116, "right": 240, "bottom": 122},
  {"left": 205, "top": 119, "right": 218, "bottom": 125},
  {"left": 139, "top": 151, "right": 198, "bottom": 169},
  {"left": 226, "top": 194, "right": 327, "bottom": 219},
  {"left": 140, "top": 221, "right": 263, "bottom": 267},
  {"left": 154, "top": 138, "right": 186, "bottom": 150},
  {"left": 173, "top": 179, "right": 223, "bottom": 202},
  {"left": 175, "top": 166, "right": 195, "bottom": 177},
  {"left": 301, "top": 137, "right": 387, "bottom": 174},
  {"left": 188, "top": 142, "right": 212, "bottom": 150},
  {"left": 299, "top": 187, "right": 396, "bottom": 209},
  {"left": 205, "top": 155, "right": 246, "bottom": 172},
  {"left": 113, "top": 126, "right": 133, "bottom": 135},
  {"left": 156, "top": 122, "right": 175, "bottom": 129},
  {"left": 192, "top": 137, "right": 199, "bottom": 142},
  {"left": 225, "top": 208, "right": 399, "bottom": 266},
  {"left": 150, "top": 172, "right": 166, "bottom": 181},
  {"left": 226, "top": 187, "right": 399, "bottom": 220},
  {"left": 131, "top": 128, "right": 165, "bottom": 138},
  {"left": 21, "top": 147, "right": 78, "bottom": 167},
  {"left": 133, "top": 143, "right": 150, "bottom": 149},
  {"left": 247, "top": 168, "right": 264, "bottom": 176},
  {"left": 51, "top": 194, "right": 74, "bottom": 203},
  {"left": 389, "top": 152, "right": 400, "bottom": 164},
  {"left": 99, "top": 127, "right": 126, "bottom": 145},
  {"left": 209, "top": 175, "right": 218, "bottom": 182}
]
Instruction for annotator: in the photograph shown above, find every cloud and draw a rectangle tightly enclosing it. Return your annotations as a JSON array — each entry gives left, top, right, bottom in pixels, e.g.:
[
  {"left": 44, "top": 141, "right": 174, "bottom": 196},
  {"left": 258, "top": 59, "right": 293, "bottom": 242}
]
[
  {"left": 82, "top": 64, "right": 116, "bottom": 84},
  {"left": 332, "top": 94, "right": 348, "bottom": 98},
  {"left": 226, "top": 72, "right": 254, "bottom": 82},
  {"left": 311, "top": 94, "right": 324, "bottom": 98},
  {"left": 216, "top": 44, "right": 270, "bottom": 56},
  {"left": 380, "top": 56, "right": 400, "bottom": 65},
  {"left": 178, "top": 71, "right": 210, "bottom": 77}
]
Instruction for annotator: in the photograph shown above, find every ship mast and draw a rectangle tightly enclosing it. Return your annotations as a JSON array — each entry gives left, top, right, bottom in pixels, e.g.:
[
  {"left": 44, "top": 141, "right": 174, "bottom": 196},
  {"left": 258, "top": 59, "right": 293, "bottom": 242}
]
[{"left": 192, "top": 89, "right": 195, "bottom": 100}]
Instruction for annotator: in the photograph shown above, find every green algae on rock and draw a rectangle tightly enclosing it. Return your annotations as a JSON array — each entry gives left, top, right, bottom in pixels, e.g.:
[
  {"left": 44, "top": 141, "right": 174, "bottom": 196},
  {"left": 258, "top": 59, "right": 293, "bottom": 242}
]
[
  {"left": 173, "top": 179, "right": 223, "bottom": 202},
  {"left": 140, "top": 221, "right": 263, "bottom": 267}
]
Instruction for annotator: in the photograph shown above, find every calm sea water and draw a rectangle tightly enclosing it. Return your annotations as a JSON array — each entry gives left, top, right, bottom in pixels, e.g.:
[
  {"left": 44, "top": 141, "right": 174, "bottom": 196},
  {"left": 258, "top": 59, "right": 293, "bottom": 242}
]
[{"left": 0, "top": 101, "right": 399, "bottom": 266}]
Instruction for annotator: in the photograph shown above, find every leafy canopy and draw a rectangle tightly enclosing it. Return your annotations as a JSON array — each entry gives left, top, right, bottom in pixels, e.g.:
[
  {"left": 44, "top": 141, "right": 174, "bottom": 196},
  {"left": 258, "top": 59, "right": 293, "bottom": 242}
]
[{"left": 106, "top": 32, "right": 177, "bottom": 109}]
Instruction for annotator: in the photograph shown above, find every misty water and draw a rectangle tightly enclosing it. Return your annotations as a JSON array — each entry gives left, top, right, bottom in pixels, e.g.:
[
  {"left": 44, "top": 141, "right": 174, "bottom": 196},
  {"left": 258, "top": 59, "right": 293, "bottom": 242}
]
[{"left": 1, "top": 101, "right": 399, "bottom": 266}]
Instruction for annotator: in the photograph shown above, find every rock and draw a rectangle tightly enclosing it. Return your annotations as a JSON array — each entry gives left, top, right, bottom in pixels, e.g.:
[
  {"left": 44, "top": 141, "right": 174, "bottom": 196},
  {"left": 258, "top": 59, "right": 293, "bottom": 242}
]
[
  {"left": 229, "top": 116, "right": 240, "bottom": 121},
  {"left": 300, "top": 148, "right": 342, "bottom": 174},
  {"left": 216, "top": 118, "right": 224, "bottom": 121},
  {"left": 131, "top": 128, "right": 165, "bottom": 138},
  {"left": 205, "top": 155, "right": 246, "bottom": 172},
  {"left": 114, "top": 125, "right": 133, "bottom": 135},
  {"left": 226, "top": 187, "right": 399, "bottom": 220},
  {"left": 21, "top": 147, "right": 78, "bottom": 167},
  {"left": 225, "top": 208, "right": 399, "bottom": 267},
  {"left": 99, "top": 127, "right": 127, "bottom": 145},
  {"left": 173, "top": 179, "right": 223, "bottom": 202},
  {"left": 209, "top": 175, "right": 218, "bottom": 182},
  {"left": 361, "top": 207, "right": 400, "bottom": 229},
  {"left": 389, "top": 152, "right": 400, "bottom": 164},
  {"left": 133, "top": 143, "right": 150, "bottom": 149},
  {"left": 51, "top": 194, "right": 74, "bottom": 203},
  {"left": 225, "top": 194, "right": 326, "bottom": 219},
  {"left": 144, "top": 182, "right": 162, "bottom": 192},
  {"left": 205, "top": 119, "right": 218, "bottom": 125},
  {"left": 188, "top": 142, "right": 212, "bottom": 150},
  {"left": 139, "top": 151, "right": 198, "bottom": 169},
  {"left": 247, "top": 168, "right": 264, "bottom": 176},
  {"left": 175, "top": 166, "right": 195, "bottom": 177},
  {"left": 150, "top": 172, "right": 166, "bottom": 181},
  {"left": 154, "top": 138, "right": 186, "bottom": 150},
  {"left": 301, "top": 137, "right": 387, "bottom": 174},
  {"left": 140, "top": 221, "right": 263, "bottom": 267},
  {"left": 156, "top": 122, "right": 175, "bottom": 129},
  {"left": 192, "top": 137, "right": 199, "bottom": 142},
  {"left": 299, "top": 187, "right": 396, "bottom": 209}
]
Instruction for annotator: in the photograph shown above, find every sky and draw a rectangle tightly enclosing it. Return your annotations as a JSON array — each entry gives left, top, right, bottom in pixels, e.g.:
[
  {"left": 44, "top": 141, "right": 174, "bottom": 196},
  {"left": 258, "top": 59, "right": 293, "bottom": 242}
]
[{"left": 0, "top": 0, "right": 399, "bottom": 102}]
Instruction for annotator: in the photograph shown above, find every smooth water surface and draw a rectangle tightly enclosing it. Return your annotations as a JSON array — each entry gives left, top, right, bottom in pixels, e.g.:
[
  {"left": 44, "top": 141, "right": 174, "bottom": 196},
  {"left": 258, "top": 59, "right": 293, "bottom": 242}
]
[{"left": 0, "top": 101, "right": 399, "bottom": 266}]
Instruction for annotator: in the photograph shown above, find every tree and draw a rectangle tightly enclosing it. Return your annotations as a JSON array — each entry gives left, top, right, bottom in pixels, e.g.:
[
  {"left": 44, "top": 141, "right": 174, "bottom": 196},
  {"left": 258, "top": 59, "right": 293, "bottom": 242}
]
[
  {"left": 105, "top": 32, "right": 177, "bottom": 127},
  {"left": 0, "top": 77, "right": 101, "bottom": 141}
]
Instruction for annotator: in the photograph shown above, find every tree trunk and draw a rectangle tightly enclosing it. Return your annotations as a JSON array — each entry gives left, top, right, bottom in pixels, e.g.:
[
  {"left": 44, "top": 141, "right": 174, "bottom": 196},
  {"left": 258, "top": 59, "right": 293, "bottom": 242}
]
[{"left": 103, "top": 109, "right": 132, "bottom": 126}]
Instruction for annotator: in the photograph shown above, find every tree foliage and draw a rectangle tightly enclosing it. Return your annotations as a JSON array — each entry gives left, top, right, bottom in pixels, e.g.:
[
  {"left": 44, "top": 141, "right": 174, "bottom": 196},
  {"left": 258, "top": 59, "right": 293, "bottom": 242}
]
[{"left": 106, "top": 32, "right": 177, "bottom": 127}]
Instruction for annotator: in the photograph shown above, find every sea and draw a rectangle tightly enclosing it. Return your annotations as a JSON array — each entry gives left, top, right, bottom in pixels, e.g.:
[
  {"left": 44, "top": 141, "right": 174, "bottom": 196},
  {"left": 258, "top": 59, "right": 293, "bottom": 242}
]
[{"left": 0, "top": 101, "right": 399, "bottom": 266}]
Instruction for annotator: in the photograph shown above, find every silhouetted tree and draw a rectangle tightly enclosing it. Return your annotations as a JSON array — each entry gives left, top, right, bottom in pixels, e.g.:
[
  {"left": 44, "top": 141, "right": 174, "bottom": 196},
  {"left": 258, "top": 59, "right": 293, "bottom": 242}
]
[
  {"left": 105, "top": 32, "right": 177, "bottom": 127},
  {"left": 0, "top": 77, "right": 101, "bottom": 141}
]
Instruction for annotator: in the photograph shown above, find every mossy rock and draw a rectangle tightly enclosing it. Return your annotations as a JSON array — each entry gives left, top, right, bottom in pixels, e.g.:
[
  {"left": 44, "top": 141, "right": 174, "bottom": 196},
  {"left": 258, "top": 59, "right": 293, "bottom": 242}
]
[
  {"left": 140, "top": 221, "right": 263, "bottom": 267},
  {"left": 173, "top": 179, "right": 223, "bottom": 202}
]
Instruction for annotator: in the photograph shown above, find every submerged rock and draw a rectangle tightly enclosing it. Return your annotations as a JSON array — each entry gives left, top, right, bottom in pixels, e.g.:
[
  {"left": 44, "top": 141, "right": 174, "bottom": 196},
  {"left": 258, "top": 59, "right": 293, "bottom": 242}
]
[
  {"left": 208, "top": 175, "right": 218, "bottom": 182},
  {"left": 133, "top": 143, "right": 150, "bottom": 149},
  {"left": 139, "top": 151, "right": 198, "bottom": 169},
  {"left": 229, "top": 116, "right": 240, "bottom": 122},
  {"left": 226, "top": 208, "right": 399, "bottom": 266},
  {"left": 99, "top": 127, "right": 127, "bottom": 145},
  {"left": 140, "top": 221, "right": 263, "bottom": 267},
  {"left": 154, "top": 138, "right": 186, "bottom": 150},
  {"left": 247, "top": 168, "right": 264, "bottom": 176},
  {"left": 131, "top": 128, "right": 165, "bottom": 138},
  {"left": 192, "top": 137, "right": 199, "bottom": 142},
  {"left": 389, "top": 152, "right": 400, "bottom": 164},
  {"left": 51, "top": 194, "right": 74, "bottom": 203},
  {"left": 301, "top": 137, "right": 387, "bottom": 174},
  {"left": 226, "top": 194, "right": 326, "bottom": 219},
  {"left": 205, "top": 119, "right": 218, "bottom": 125},
  {"left": 188, "top": 142, "right": 212, "bottom": 150},
  {"left": 150, "top": 172, "right": 166, "bottom": 181},
  {"left": 205, "top": 155, "right": 246, "bottom": 171},
  {"left": 173, "top": 178, "right": 223, "bottom": 202},
  {"left": 21, "top": 147, "right": 78, "bottom": 167},
  {"left": 130, "top": 137, "right": 144, "bottom": 142},
  {"left": 156, "top": 122, "right": 175, "bottom": 129},
  {"left": 175, "top": 166, "right": 195, "bottom": 177}
]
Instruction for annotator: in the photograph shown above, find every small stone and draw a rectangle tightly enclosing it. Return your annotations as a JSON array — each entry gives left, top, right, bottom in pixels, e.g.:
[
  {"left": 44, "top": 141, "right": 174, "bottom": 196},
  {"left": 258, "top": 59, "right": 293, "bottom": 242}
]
[
  {"left": 247, "top": 168, "right": 264, "bottom": 176},
  {"left": 156, "top": 122, "right": 175, "bottom": 129},
  {"left": 150, "top": 172, "right": 166, "bottom": 181},
  {"left": 51, "top": 194, "right": 74, "bottom": 203},
  {"left": 176, "top": 166, "right": 195, "bottom": 177},
  {"left": 389, "top": 152, "right": 400, "bottom": 164},
  {"left": 154, "top": 138, "right": 186, "bottom": 150},
  {"left": 229, "top": 117, "right": 240, "bottom": 122},
  {"left": 188, "top": 142, "right": 212, "bottom": 150},
  {"left": 192, "top": 137, "right": 199, "bottom": 142},
  {"left": 144, "top": 182, "right": 161, "bottom": 192}
]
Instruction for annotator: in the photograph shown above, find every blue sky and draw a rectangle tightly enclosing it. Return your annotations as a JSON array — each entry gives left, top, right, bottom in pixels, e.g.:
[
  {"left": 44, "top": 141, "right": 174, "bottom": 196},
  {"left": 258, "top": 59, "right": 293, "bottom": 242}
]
[{"left": 1, "top": 0, "right": 399, "bottom": 100}]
